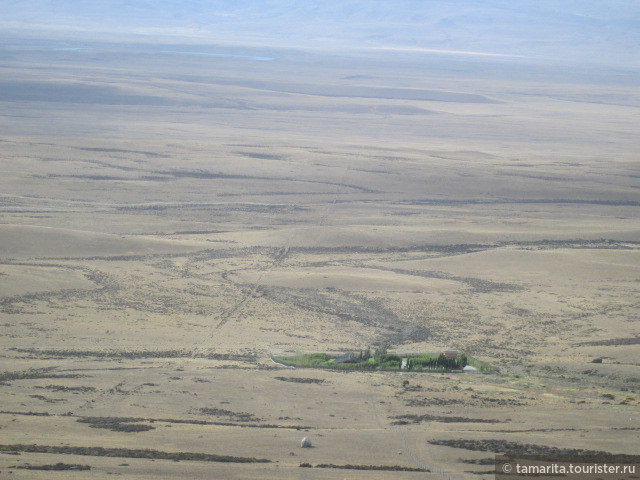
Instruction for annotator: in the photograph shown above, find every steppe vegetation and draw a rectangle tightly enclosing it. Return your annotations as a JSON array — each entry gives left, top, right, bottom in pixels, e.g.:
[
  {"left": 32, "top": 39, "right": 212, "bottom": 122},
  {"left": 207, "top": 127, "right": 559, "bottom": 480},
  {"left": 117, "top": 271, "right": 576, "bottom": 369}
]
[{"left": 0, "top": 31, "right": 638, "bottom": 479}]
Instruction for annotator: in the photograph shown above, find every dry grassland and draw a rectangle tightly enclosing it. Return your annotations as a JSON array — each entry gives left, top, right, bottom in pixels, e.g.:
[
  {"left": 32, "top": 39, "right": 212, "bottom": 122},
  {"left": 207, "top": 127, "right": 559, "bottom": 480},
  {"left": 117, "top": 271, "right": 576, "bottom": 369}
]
[{"left": 0, "top": 38, "right": 639, "bottom": 479}]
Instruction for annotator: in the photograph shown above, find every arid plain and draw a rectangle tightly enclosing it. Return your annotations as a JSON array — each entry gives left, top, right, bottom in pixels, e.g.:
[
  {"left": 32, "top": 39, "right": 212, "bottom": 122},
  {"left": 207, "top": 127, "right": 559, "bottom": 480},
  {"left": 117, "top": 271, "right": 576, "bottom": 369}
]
[{"left": 0, "top": 37, "right": 639, "bottom": 479}]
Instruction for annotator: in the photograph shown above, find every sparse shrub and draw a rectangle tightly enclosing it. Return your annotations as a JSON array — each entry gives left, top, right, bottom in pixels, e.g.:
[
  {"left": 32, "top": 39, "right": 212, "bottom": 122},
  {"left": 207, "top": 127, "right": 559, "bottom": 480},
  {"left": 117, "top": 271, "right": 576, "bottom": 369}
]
[
  {"left": 0, "top": 368, "right": 81, "bottom": 382},
  {"left": 275, "top": 377, "right": 324, "bottom": 384},
  {"left": 198, "top": 408, "right": 261, "bottom": 422},
  {"left": 77, "top": 417, "right": 155, "bottom": 433},
  {"left": 15, "top": 463, "right": 90, "bottom": 471},
  {"left": 0, "top": 444, "right": 271, "bottom": 463}
]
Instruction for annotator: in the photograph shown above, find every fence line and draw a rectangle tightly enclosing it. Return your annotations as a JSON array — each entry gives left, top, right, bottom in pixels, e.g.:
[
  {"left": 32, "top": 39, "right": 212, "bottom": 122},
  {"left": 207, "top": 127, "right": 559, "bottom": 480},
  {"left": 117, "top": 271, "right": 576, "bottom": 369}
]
[{"left": 392, "top": 425, "right": 454, "bottom": 480}]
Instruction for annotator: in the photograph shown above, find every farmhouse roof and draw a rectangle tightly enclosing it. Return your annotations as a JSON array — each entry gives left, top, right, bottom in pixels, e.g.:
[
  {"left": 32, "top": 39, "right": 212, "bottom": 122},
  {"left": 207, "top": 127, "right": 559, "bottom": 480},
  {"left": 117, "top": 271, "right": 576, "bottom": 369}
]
[{"left": 335, "top": 354, "right": 362, "bottom": 364}]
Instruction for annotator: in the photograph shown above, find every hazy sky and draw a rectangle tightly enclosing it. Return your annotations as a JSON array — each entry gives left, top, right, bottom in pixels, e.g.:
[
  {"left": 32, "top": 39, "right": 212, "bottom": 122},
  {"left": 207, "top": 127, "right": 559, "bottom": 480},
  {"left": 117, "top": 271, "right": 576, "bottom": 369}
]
[{"left": 2, "top": 1, "right": 639, "bottom": 65}]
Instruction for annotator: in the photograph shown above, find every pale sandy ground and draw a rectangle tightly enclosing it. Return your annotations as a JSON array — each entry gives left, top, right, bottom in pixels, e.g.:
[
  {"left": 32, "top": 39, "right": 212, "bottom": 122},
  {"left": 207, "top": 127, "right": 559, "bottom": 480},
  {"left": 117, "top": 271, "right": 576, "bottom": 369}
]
[{"left": 0, "top": 39, "right": 638, "bottom": 479}]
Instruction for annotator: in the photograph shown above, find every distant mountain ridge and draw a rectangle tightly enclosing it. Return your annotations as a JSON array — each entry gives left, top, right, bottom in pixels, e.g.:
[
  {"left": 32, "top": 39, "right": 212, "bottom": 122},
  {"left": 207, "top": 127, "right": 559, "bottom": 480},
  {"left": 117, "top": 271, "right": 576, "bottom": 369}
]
[{"left": 2, "top": 0, "right": 639, "bottom": 65}]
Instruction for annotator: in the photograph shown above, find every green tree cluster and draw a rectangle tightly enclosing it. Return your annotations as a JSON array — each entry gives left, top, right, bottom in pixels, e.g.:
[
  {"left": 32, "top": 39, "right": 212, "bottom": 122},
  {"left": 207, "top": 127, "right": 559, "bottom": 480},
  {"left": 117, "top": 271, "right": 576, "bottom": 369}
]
[
  {"left": 374, "top": 342, "right": 390, "bottom": 359},
  {"left": 406, "top": 353, "right": 468, "bottom": 370}
]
